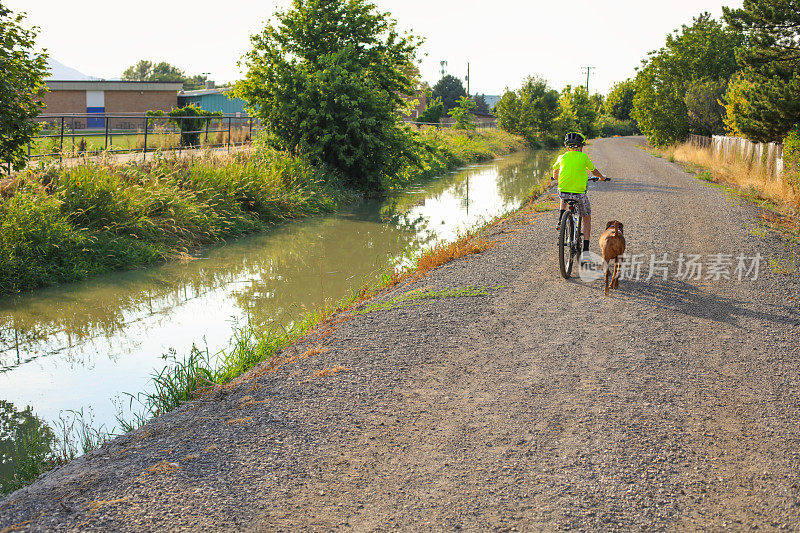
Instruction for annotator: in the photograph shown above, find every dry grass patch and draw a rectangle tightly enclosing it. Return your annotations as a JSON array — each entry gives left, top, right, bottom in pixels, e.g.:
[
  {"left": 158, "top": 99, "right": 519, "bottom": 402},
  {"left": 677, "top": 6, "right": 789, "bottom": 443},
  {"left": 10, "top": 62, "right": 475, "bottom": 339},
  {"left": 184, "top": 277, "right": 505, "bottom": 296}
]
[
  {"left": 142, "top": 460, "right": 181, "bottom": 476},
  {"left": 86, "top": 497, "right": 130, "bottom": 515},
  {"left": 225, "top": 417, "right": 253, "bottom": 425},
  {"left": 305, "top": 366, "right": 350, "bottom": 382},
  {"left": 1, "top": 520, "right": 33, "bottom": 533},
  {"left": 414, "top": 235, "right": 494, "bottom": 280},
  {"left": 237, "top": 396, "right": 271, "bottom": 408},
  {"left": 661, "top": 142, "right": 800, "bottom": 211}
]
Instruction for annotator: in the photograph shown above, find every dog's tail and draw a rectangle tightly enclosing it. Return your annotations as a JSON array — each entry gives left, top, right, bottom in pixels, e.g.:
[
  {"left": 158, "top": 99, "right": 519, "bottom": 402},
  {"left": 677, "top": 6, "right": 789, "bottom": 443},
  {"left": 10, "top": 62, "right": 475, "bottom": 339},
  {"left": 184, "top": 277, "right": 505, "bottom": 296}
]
[{"left": 614, "top": 220, "right": 618, "bottom": 234}]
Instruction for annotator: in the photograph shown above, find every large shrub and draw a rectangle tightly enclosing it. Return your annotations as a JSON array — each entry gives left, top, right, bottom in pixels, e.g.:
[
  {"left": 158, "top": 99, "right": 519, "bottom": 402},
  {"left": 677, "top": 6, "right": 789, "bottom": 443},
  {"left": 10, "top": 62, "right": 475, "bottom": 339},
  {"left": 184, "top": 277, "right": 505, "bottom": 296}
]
[
  {"left": 495, "top": 76, "right": 560, "bottom": 147},
  {"left": 147, "top": 105, "right": 222, "bottom": 147},
  {"left": 784, "top": 124, "right": 800, "bottom": 193},
  {"left": 234, "top": 0, "right": 422, "bottom": 192},
  {"left": 0, "top": 5, "right": 48, "bottom": 171}
]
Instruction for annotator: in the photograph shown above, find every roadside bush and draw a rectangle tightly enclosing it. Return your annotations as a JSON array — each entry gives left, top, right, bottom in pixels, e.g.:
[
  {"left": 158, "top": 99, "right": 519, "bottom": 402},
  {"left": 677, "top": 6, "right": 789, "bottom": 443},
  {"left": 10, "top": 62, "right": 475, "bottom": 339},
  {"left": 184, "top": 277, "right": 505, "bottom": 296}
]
[
  {"left": 784, "top": 124, "right": 800, "bottom": 197},
  {"left": 0, "top": 190, "right": 96, "bottom": 292},
  {"left": 416, "top": 97, "right": 444, "bottom": 125},
  {"left": 147, "top": 105, "right": 222, "bottom": 147},
  {"left": 449, "top": 96, "right": 477, "bottom": 130},
  {"left": 595, "top": 115, "right": 639, "bottom": 137}
]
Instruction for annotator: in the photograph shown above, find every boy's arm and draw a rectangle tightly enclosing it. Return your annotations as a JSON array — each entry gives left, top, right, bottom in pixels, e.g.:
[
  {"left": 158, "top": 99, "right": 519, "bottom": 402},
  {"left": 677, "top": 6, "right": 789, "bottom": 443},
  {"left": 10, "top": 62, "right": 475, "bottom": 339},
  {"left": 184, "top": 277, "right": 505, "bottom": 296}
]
[
  {"left": 551, "top": 168, "right": 560, "bottom": 182},
  {"left": 591, "top": 168, "right": 608, "bottom": 181}
]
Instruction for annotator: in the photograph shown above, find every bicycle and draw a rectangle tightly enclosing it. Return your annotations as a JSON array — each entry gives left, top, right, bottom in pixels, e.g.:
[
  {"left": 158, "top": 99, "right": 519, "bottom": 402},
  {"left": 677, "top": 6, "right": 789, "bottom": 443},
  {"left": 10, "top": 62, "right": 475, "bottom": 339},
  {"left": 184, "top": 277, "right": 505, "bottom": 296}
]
[{"left": 554, "top": 176, "right": 609, "bottom": 279}]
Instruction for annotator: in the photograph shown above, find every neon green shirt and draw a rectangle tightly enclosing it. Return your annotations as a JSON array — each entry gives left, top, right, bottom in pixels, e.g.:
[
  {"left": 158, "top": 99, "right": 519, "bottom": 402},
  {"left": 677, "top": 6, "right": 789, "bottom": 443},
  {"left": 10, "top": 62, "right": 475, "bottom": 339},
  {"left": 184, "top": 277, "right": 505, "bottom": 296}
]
[{"left": 552, "top": 150, "right": 595, "bottom": 194}]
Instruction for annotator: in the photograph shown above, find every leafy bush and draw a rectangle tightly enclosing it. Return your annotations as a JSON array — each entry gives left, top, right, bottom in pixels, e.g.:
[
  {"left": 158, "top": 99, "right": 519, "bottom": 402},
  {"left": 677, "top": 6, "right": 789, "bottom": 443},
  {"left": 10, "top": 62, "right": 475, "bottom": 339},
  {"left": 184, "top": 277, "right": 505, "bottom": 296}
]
[
  {"left": 416, "top": 97, "right": 444, "bottom": 124},
  {"left": 449, "top": 96, "right": 476, "bottom": 130},
  {"left": 595, "top": 115, "right": 639, "bottom": 137},
  {"left": 495, "top": 76, "right": 560, "bottom": 147},
  {"left": 0, "top": 5, "right": 48, "bottom": 170},
  {"left": 784, "top": 124, "right": 800, "bottom": 193},
  {"left": 147, "top": 105, "right": 222, "bottom": 147}
]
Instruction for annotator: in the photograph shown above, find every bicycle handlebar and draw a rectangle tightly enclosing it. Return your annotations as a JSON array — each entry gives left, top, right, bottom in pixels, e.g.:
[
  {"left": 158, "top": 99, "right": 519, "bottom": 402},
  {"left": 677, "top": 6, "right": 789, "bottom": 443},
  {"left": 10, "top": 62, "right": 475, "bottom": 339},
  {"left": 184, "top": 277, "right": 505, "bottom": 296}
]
[{"left": 549, "top": 176, "right": 611, "bottom": 182}]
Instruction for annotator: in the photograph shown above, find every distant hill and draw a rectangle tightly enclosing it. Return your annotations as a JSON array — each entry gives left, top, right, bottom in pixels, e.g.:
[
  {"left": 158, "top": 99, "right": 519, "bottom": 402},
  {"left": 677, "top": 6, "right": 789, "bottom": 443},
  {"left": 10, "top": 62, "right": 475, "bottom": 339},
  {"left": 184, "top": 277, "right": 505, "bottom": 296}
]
[{"left": 45, "top": 58, "right": 96, "bottom": 80}]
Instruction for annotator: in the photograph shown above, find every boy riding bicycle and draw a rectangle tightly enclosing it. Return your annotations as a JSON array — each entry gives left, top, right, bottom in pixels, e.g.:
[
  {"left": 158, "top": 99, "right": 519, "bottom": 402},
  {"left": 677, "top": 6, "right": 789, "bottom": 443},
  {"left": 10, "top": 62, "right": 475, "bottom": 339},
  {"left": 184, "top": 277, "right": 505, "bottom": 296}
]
[{"left": 551, "top": 132, "right": 608, "bottom": 262}]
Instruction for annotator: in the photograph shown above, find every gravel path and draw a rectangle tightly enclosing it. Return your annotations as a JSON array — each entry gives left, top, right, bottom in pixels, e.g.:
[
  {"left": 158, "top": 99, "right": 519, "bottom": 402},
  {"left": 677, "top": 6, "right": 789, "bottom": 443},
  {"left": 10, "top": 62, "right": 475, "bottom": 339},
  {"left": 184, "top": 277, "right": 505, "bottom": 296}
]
[{"left": 2, "top": 136, "right": 799, "bottom": 531}]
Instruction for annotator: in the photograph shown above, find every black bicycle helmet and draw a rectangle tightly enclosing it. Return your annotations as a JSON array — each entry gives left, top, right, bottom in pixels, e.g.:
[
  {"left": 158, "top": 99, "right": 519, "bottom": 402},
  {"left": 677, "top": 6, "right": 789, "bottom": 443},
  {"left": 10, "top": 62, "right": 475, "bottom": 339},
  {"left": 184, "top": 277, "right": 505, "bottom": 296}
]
[{"left": 564, "top": 132, "right": 586, "bottom": 147}]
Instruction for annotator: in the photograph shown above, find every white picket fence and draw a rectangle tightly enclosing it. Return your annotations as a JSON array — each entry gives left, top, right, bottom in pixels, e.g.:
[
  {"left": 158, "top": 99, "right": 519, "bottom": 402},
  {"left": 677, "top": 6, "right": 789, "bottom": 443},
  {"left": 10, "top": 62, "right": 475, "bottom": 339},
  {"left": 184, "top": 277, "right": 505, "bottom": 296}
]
[{"left": 689, "top": 134, "right": 785, "bottom": 181}]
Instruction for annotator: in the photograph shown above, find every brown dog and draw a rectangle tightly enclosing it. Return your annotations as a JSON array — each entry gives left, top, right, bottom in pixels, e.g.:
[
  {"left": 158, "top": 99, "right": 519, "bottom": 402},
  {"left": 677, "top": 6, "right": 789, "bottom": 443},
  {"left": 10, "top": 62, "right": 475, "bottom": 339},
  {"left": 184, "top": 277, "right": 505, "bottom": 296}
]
[{"left": 598, "top": 220, "right": 626, "bottom": 295}]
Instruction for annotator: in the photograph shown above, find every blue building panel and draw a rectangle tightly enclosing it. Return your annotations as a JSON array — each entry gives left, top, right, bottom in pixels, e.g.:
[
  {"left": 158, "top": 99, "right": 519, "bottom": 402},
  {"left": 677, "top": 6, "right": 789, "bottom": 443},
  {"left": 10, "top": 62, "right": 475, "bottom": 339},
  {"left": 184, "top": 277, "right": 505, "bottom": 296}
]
[
  {"left": 86, "top": 106, "right": 105, "bottom": 128},
  {"left": 181, "top": 91, "right": 250, "bottom": 115}
]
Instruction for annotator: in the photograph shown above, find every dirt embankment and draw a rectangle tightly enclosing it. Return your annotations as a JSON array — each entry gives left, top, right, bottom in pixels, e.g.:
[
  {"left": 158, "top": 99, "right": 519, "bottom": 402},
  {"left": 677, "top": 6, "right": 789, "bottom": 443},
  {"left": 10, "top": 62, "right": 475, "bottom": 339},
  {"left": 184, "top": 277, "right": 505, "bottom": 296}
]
[{"left": 2, "top": 136, "right": 799, "bottom": 531}]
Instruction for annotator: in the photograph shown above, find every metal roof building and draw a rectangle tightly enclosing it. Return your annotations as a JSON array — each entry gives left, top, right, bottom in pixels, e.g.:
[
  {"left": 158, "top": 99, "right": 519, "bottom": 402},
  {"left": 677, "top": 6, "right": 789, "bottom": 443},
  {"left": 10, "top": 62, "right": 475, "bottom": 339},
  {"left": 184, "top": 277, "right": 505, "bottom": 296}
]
[{"left": 178, "top": 87, "right": 250, "bottom": 116}]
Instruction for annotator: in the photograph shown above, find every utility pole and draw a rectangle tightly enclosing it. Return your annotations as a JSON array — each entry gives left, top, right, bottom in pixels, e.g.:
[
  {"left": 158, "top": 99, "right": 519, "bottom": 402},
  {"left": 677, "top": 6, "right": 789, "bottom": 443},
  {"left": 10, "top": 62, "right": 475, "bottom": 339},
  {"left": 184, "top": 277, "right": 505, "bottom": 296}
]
[
  {"left": 466, "top": 63, "right": 470, "bottom": 96},
  {"left": 582, "top": 66, "right": 596, "bottom": 93},
  {"left": 440, "top": 60, "right": 448, "bottom": 78}
]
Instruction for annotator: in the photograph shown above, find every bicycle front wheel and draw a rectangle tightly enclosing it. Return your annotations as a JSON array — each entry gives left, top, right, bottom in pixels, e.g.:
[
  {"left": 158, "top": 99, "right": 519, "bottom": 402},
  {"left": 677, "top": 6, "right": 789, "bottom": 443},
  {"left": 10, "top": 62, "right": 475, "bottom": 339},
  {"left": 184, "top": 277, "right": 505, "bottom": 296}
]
[{"left": 558, "top": 212, "right": 575, "bottom": 279}]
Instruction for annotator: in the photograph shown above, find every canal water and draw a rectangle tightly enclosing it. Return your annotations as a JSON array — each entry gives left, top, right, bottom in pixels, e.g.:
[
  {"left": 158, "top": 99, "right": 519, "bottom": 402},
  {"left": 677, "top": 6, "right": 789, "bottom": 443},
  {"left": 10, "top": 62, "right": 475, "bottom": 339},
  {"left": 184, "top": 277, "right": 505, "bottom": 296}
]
[{"left": 0, "top": 150, "right": 553, "bottom": 454}]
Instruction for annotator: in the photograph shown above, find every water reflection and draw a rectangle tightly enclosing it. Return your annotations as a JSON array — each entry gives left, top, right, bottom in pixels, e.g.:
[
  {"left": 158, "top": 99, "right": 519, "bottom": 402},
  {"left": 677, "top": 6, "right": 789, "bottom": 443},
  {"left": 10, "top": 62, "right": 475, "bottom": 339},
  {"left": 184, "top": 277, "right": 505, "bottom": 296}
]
[
  {"left": 0, "top": 400, "right": 53, "bottom": 490},
  {"left": 0, "top": 150, "right": 553, "bottom": 429}
]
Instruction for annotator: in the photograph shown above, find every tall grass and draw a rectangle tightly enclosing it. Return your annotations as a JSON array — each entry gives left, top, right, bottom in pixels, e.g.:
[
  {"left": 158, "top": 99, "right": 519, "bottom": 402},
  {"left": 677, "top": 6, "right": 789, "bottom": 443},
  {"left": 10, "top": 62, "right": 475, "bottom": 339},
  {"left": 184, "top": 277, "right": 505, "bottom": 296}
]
[
  {"left": 0, "top": 147, "right": 343, "bottom": 293},
  {"left": 658, "top": 142, "right": 800, "bottom": 212},
  {"left": 0, "top": 129, "right": 524, "bottom": 294}
]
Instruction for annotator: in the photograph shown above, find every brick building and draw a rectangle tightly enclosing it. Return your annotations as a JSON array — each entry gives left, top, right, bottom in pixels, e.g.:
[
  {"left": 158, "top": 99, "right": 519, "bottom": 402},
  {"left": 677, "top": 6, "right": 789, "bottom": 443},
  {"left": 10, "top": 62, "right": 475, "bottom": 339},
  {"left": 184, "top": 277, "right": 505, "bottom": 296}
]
[{"left": 41, "top": 81, "right": 182, "bottom": 129}]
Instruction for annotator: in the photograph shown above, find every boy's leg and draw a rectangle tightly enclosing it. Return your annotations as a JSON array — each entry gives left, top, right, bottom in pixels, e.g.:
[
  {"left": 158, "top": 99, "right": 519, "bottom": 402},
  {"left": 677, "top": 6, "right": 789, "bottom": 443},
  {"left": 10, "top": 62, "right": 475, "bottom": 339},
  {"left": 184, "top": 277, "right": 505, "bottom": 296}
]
[
  {"left": 557, "top": 199, "right": 567, "bottom": 229},
  {"left": 583, "top": 215, "right": 591, "bottom": 244}
]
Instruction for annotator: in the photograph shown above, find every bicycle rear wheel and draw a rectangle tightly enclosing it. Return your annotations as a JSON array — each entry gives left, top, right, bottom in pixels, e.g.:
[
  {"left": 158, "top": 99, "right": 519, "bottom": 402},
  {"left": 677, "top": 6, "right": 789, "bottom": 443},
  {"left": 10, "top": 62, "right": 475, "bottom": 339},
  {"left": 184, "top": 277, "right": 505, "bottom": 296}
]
[{"left": 558, "top": 211, "right": 575, "bottom": 279}]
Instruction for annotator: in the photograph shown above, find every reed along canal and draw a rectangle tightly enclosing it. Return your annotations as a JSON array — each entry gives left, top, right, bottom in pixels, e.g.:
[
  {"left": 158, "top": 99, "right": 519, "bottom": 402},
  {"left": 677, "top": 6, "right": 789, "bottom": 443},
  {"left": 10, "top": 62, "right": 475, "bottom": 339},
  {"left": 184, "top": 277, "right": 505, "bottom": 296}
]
[{"left": 0, "top": 150, "right": 553, "bottom": 453}]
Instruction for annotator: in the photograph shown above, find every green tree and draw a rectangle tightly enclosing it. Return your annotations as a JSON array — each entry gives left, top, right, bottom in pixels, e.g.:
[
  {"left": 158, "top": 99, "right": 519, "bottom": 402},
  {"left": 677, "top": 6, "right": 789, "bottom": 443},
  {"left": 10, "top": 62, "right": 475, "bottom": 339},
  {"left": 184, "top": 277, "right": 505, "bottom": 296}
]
[
  {"left": 723, "top": 0, "right": 800, "bottom": 142},
  {"left": 472, "top": 94, "right": 489, "bottom": 114},
  {"left": 684, "top": 77, "right": 728, "bottom": 136},
  {"left": 631, "top": 13, "right": 742, "bottom": 146},
  {"left": 147, "top": 105, "right": 223, "bottom": 146},
  {"left": 234, "top": 0, "right": 421, "bottom": 192},
  {"left": 122, "top": 60, "right": 207, "bottom": 90},
  {"left": 0, "top": 5, "right": 48, "bottom": 171},
  {"left": 558, "top": 85, "right": 598, "bottom": 137},
  {"left": 122, "top": 60, "right": 187, "bottom": 82},
  {"left": 431, "top": 74, "right": 467, "bottom": 113},
  {"left": 605, "top": 79, "right": 635, "bottom": 121},
  {"left": 494, "top": 90, "right": 521, "bottom": 133},
  {"left": 494, "top": 76, "right": 559, "bottom": 145},
  {"left": 122, "top": 60, "right": 153, "bottom": 81},
  {"left": 0, "top": 400, "right": 56, "bottom": 494},
  {"left": 449, "top": 96, "right": 476, "bottom": 130},
  {"left": 416, "top": 96, "right": 444, "bottom": 124}
]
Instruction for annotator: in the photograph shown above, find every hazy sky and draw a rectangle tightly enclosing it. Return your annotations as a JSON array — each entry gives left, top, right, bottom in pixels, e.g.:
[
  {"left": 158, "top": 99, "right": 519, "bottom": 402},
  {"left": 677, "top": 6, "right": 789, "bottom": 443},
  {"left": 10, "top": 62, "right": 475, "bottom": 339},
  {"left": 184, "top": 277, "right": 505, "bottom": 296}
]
[{"left": 9, "top": 0, "right": 742, "bottom": 95}]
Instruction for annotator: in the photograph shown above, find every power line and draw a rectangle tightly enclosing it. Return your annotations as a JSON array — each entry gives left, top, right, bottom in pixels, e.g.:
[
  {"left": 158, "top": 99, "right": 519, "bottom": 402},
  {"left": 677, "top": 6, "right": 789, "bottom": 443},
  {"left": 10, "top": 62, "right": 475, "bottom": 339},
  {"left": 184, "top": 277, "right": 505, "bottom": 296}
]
[{"left": 582, "top": 66, "right": 596, "bottom": 93}]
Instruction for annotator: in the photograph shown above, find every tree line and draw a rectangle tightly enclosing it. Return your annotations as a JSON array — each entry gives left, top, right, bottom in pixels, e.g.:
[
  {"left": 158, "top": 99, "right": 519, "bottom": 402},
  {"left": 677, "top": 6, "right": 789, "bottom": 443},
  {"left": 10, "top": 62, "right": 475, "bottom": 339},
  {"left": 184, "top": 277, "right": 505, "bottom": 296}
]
[
  {"left": 631, "top": 1, "right": 798, "bottom": 149},
  {"left": 489, "top": 76, "right": 637, "bottom": 148}
]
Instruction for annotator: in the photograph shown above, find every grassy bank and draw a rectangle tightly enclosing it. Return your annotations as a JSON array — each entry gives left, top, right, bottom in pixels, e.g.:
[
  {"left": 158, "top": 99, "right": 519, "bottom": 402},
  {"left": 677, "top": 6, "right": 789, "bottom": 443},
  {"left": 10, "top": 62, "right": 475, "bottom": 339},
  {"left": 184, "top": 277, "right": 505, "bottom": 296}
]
[
  {"left": 0, "top": 129, "right": 525, "bottom": 294},
  {"left": 653, "top": 142, "right": 800, "bottom": 216}
]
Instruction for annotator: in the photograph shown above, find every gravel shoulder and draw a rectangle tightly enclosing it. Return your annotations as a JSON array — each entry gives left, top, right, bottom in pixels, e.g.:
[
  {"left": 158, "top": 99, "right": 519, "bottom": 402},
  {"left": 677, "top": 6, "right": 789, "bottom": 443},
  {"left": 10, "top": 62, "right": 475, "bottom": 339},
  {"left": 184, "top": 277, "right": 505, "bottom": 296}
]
[{"left": 2, "top": 136, "right": 799, "bottom": 531}]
